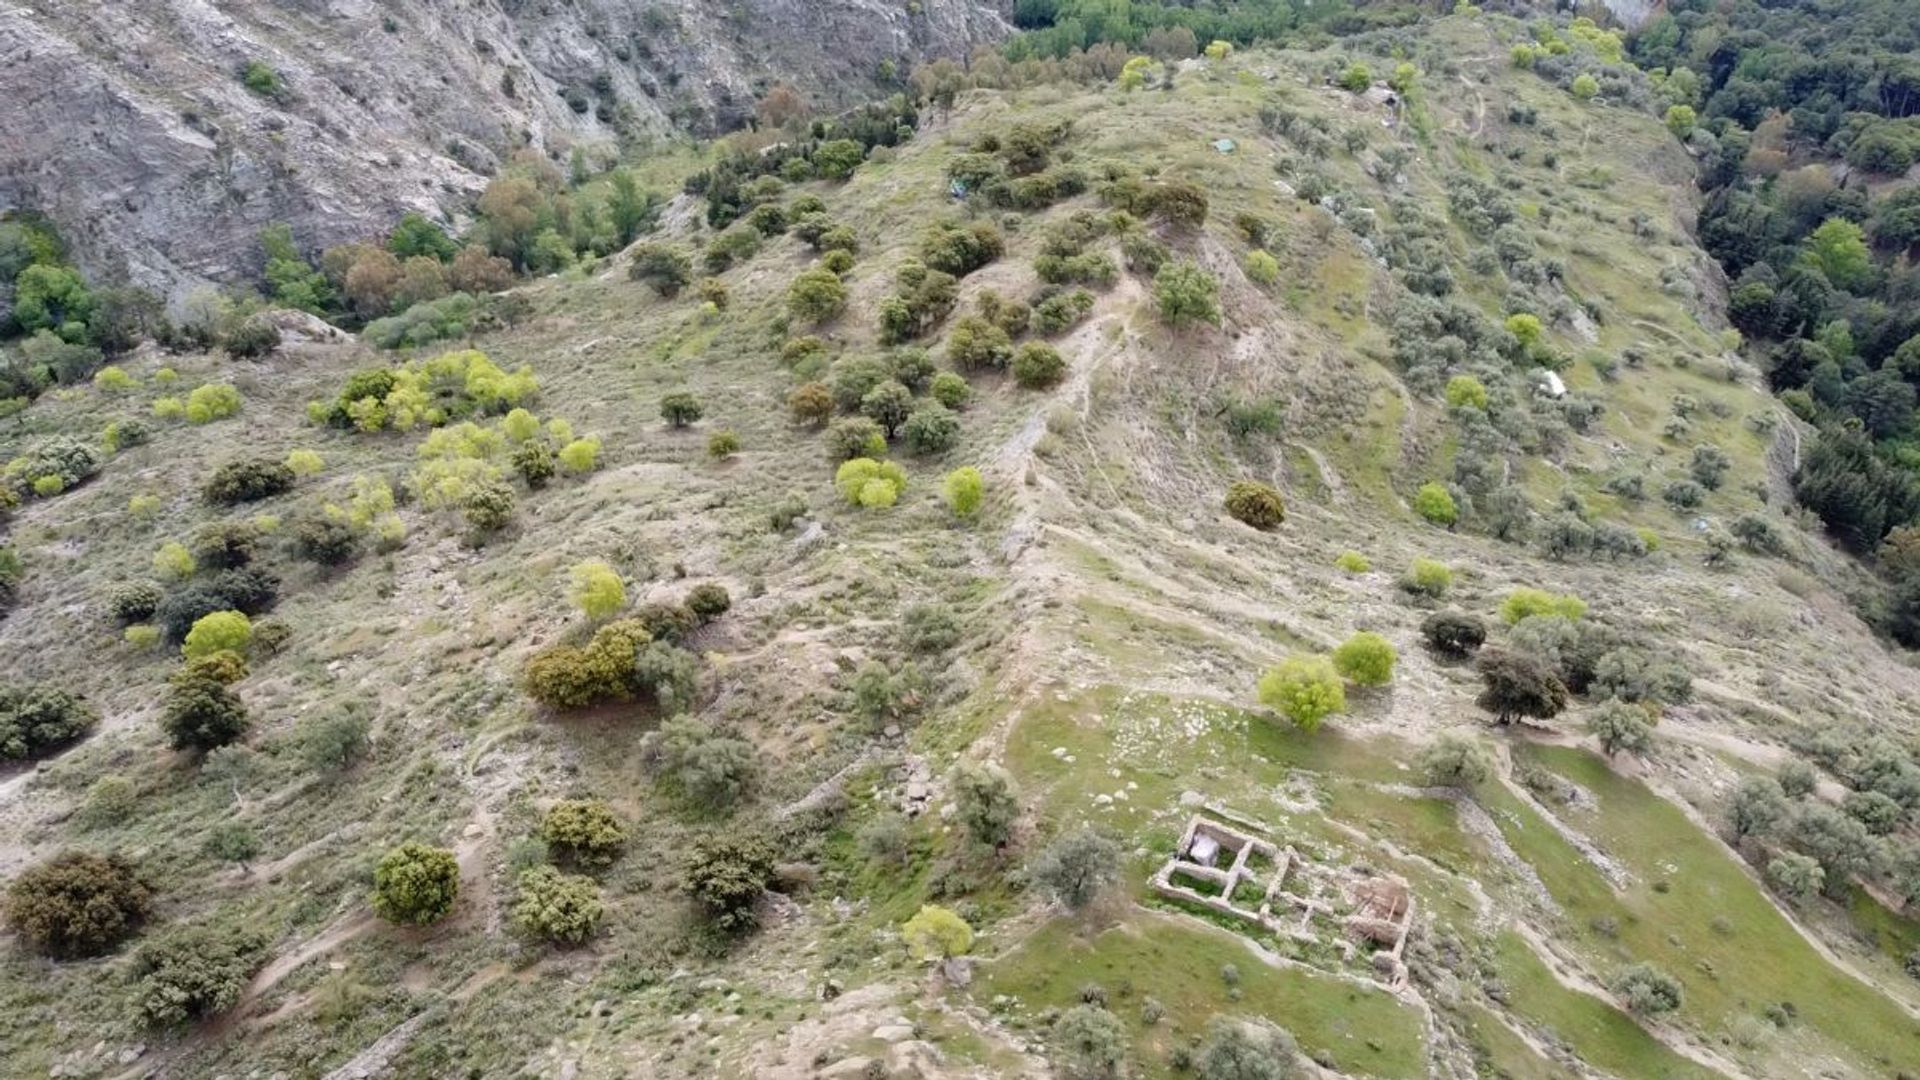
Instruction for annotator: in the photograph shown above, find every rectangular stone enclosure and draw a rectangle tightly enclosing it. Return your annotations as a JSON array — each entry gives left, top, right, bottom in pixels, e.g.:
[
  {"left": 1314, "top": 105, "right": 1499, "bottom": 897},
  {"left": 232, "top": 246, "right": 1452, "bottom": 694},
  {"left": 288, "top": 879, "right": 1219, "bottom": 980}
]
[{"left": 1150, "top": 811, "right": 1416, "bottom": 989}]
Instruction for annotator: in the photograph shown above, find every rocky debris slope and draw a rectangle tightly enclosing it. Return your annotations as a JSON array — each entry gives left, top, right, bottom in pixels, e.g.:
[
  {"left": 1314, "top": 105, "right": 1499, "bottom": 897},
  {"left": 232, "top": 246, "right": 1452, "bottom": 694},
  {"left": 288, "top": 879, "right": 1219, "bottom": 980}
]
[{"left": 0, "top": 0, "right": 1007, "bottom": 293}]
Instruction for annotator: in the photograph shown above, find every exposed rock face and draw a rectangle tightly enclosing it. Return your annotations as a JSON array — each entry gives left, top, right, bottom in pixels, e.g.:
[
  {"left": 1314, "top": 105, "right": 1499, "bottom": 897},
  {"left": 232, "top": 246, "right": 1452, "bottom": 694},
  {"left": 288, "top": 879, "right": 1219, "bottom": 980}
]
[{"left": 0, "top": 0, "right": 1007, "bottom": 294}]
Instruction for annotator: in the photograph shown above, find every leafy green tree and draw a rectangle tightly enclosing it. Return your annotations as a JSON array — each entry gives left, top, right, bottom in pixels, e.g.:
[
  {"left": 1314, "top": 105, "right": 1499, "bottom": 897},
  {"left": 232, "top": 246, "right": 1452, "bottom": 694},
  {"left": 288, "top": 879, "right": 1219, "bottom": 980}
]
[
  {"left": 812, "top": 139, "right": 866, "bottom": 180},
  {"left": 1257, "top": 656, "right": 1346, "bottom": 732},
  {"left": 860, "top": 379, "right": 914, "bottom": 437},
  {"left": 11, "top": 264, "right": 95, "bottom": 336},
  {"left": 1777, "top": 759, "right": 1819, "bottom": 799},
  {"left": 1332, "top": 631, "right": 1396, "bottom": 686},
  {"left": 388, "top": 213, "right": 457, "bottom": 261},
  {"left": 1475, "top": 649, "right": 1568, "bottom": 725},
  {"left": 1053, "top": 1004, "right": 1128, "bottom": 1080},
  {"left": 684, "top": 833, "right": 775, "bottom": 934},
  {"left": 660, "top": 392, "right": 704, "bottom": 428},
  {"left": 1803, "top": 217, "right": 1872, "bottom": 291},
  {"left": 1339, "top": 63, "right": 1372, "bottom": 92},
  {"left": 1401, "top": 558, "right": 1453, "bottom": 597},
  {"left": 370, "top": 842, "right": 459, "bottom": 925},
  {"left": 788, "top": 267, "right": 849, "bottom": 324},
  {"left": 1728, "top": 776, "right": 1788, "bottom": 840},
  {"left": 1011, "top": 343, "right": 1068, "bottom": 389},
  {"left": 1766, "top": 852, "right": 1824, "bottom": 904},
  {"left": 953, "top": 761, "right": 1018, "bottom": 847},
  {"left": 1419, "top": 610, "right": 1485, "bottom": 657},
  {"left": 162, "top": 665, "right": 250, "bottom": 752},
  {"left": 1589, "top": 700, "right": 1655, "bottom": 758},
  {"left": 1418, "top": 735, "right": 1492, "bottom": 789},
  {"left": 1153, "top": 260, "right": 1220, "bottom": 328},
  {"left": 4, "top": 851, "right": 152, "bottom": 958},
  {"left": 1196, "top": 1016, "right": 1302, "bottom": 1080},
  {"left": 260, "top": 224, "right": 333, "bottom": 312},
  {"left": 1244, "top": 249, "right": 1280, "bottom": 287},
  {"left": 606, "top": 168, "right": 659, "bottom": 246},
  {"left": 1444, "top": 374, "right": 1488, "bottom": 409},
  {"left": 1030, "top": 829, "right": 1122, "bottom": 911},
  {"left": 512, "top": 866, "right": 603, "bottom": 944},
  {"left": 1570, "top": 73, "right": 1599, "bottom": 100},
  {"left": 946, "top": 315, "right": 1013, "bottom": 371},
  {"left": 1664, "top": 104, "right": 1696, "bottom": 137},
  {"left": 902, "top": 402, "right": 962, "bottom": 455},
  {"left": 644, "top": 716, "right": 756, "bottom": 808},
  {"left": 629, "top": 245, "right": 692, "bottom": 297}
]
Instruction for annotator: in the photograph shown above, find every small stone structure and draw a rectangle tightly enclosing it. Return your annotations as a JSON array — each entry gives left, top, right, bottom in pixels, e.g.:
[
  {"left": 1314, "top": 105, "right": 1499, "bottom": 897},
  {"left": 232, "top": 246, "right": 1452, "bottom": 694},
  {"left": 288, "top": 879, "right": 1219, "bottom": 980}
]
[{"left": 1150, "top": 812, "right": 1417, "bottom": 989}]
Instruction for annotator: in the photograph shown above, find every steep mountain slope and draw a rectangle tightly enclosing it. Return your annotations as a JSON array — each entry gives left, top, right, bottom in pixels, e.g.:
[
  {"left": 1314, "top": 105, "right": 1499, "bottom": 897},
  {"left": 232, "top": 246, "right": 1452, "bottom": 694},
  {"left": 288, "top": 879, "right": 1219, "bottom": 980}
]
[
  {"left": 3, "top": 12, "right": 1920, "bottom": 1080},
  {"left": 0, "top": 0, "right": 1007, "bottom": 293}
]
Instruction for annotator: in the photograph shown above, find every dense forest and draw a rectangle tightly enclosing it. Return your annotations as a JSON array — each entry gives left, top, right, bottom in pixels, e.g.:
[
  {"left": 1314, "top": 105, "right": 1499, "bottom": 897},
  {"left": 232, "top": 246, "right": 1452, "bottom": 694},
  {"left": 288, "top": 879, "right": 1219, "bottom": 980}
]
[
  {"left": 1005, "top": 0, "right": 1425, "bottom": 57},
  {"left": 1628, "top": 0, "right": 1920, "bottom": 638}
]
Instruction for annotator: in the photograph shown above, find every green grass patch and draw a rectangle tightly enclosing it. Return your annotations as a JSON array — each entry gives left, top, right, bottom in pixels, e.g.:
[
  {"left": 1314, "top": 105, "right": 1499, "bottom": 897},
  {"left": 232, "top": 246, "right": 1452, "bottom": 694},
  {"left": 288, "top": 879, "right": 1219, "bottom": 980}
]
[{"left": 979, "top": 914, "right": 1426, "bottom": 1079}]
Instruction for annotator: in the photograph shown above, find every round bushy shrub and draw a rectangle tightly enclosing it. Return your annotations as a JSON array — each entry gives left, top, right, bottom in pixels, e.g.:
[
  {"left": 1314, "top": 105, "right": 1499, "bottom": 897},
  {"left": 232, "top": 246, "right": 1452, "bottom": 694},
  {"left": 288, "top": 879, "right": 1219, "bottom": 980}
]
[
  {"left": 1419, "top": 610, "right": 1486, "bottom": 657},
  {"left": 686, "top": 583, "right": 732, "bottom": 623},
  {"left": 203, "top": 459, "right": 295, "bottom": 505},
  {"left": 1332, "top": 631, "right": 1397, "bottom": 686},
  {"left": 0, "top": 685, "right": 99, "bottom": 762},
  {"left": 541, "top": 799, "right": 628, "bottom": 868},
  {"left": 825, "top": 417, "right": 887, "bottom": 461},
  {"left": 523, "top": 618, "right": 654, "bottom": 709},
  {"left": 929, "top": 371, "right": 972, "bottom": 410},
  {"left": 371, "top": 842, "right": 460, "bottom": 925},
  {"left": 1224, "top": 481, "right": 1285, "bottom": 530},
  {"left": 155, "top": 570, "right": 280, "bottom": 643},
  {"left": 189, "top": 521, "right": 260, "bottom": 570},
  {"left": 1011, "top": 343, "right": 1067, "bottom": 389},
  {"left": 182, "top": 610, "right": 252, "bottom": 660},
  {"left": 512, "top": 866, "right": 603, "bottom": 944},
  {"left": 161, "top": 666, "right": 250, "bottom": 751},
  {"left": 5, "top": 851, "right": 152, "bottom": 958},
  {"left": 287, "top": 512, "right": 363, "bottom": 566},
  {"left": 131, "top": 925, "right": 268, "bottom": 1026},
  {"left": 902, "top": 402, "right": 962, "bottom": 455},
  {"left": 107, "top": 581, "right": 164, "bottom": 625}
]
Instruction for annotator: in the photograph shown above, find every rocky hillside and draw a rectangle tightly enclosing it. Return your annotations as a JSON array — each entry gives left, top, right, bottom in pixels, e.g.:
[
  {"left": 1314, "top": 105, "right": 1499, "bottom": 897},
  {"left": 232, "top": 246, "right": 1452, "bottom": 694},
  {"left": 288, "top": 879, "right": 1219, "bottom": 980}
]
[
  {"left": 0, "top": 0, "right": 1007, "bottom": 294},
  {"left": 6, "top": 9, "right": 1920, "bottom": 1080}
]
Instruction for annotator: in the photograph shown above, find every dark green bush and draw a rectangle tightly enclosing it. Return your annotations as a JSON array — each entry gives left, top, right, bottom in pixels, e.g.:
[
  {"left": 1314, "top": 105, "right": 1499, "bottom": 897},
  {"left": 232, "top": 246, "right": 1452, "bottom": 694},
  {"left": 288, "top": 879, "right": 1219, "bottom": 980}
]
[
  {"left": 131, "top": 925, "right": 268, "bottom": 1026},
  {"left": 286, "top": 512, "right": 362, "bottom": 566},
  {"left": 0, "top": 685, "right": 98, "bottom": 761},
  {"left": 902, "top": 402, "right": 962, "bottom": 454},
  {"left": 5, "top": 851, "right": 152, "bottom": 958},
  {"left": 107, "top": 581, "right": 164, "bottom": 624},
  {"left": 155, "top": 570, "right": 280, "bottom": 643},
  {"left": 1420, "top": 610, "right": 1487, "bottom": 658},
  {"left": 203, "top": 459, "right": 295, "bottom": 505},
  {"left": 686, "top": 584, "right": 732, "bottom": 622},
  {"left": 161, "top": 667, "right": 250, "bottom": 751},
  {"left": 190, "top": 521, "right": 260, "bottom": 570}
]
